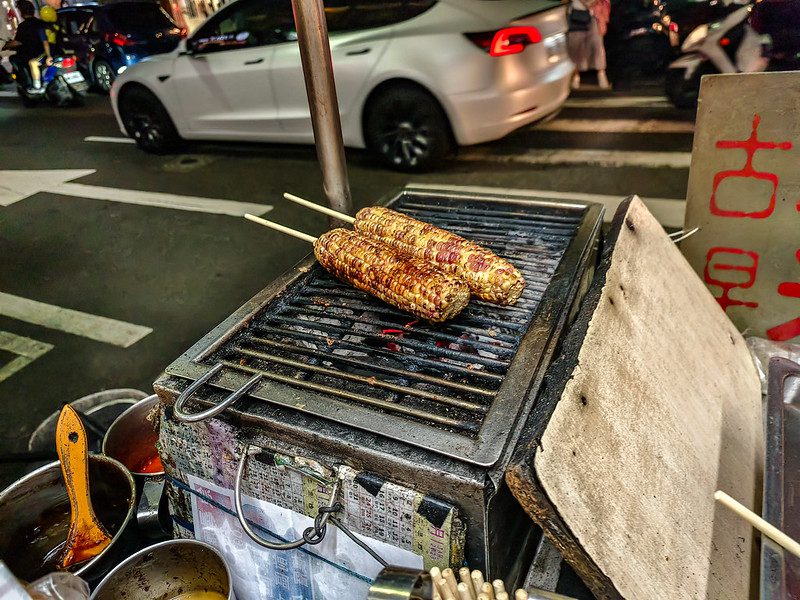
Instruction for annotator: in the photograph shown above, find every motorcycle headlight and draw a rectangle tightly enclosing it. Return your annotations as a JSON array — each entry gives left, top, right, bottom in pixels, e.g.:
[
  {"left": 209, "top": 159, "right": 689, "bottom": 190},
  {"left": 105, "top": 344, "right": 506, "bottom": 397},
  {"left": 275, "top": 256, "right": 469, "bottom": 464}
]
[{"left": 681, "top": 24, "right": 709, "bottom": 51}]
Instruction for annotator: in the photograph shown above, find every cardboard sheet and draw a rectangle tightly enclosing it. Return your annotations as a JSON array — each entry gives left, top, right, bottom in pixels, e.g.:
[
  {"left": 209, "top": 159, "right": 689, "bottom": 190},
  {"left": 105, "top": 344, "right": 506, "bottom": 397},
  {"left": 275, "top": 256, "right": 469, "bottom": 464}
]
[{"left": 507, "top": 197, "right": 763, "bottom": 600}]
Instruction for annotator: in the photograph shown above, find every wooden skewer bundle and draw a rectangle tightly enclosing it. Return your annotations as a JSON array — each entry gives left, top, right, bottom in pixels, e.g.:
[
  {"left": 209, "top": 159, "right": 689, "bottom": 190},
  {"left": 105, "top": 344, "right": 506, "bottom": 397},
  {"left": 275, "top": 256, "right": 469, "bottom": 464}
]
[{"left": 428, "top": 567, "right": 570, "bottom": 600}]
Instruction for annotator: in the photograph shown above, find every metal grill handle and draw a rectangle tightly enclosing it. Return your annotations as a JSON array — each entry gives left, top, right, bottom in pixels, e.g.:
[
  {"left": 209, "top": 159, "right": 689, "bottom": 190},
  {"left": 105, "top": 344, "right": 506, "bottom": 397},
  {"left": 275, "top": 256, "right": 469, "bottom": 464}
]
[
  {"left": 234, "top": 443, "right": 341, "bottom": 550},
  {"left": 173, "top": 364, "right": 262, "bottom": 422}
]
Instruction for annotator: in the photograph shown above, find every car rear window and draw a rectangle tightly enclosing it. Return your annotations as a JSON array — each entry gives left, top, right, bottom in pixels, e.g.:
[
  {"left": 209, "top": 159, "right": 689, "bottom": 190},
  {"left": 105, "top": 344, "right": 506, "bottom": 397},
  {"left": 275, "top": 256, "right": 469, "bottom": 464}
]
[{"left": 104, "top": 4, "right": 175, "bottom": 30}]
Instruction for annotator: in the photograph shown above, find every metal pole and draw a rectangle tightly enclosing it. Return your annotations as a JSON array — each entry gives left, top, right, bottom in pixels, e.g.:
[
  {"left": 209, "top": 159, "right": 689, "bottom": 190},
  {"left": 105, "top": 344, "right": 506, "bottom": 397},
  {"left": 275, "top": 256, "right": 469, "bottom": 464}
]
[{"left": 291, "top": 0, "right": 353, "bottom": 226}]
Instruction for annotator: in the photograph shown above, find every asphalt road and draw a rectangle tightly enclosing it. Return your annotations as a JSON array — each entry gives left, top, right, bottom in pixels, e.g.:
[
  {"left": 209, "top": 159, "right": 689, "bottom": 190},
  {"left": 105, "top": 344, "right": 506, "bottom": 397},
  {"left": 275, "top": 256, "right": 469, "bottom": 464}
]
[{"left": 0, "top": 82, "right": 694, "bottom": 488}]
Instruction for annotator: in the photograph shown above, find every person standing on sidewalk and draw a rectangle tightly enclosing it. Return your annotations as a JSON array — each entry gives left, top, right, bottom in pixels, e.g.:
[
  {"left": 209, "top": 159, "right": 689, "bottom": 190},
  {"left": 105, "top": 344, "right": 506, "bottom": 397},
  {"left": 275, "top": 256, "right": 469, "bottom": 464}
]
[{"left": 567, "top": 0, "right": 611, "bottom": 90}]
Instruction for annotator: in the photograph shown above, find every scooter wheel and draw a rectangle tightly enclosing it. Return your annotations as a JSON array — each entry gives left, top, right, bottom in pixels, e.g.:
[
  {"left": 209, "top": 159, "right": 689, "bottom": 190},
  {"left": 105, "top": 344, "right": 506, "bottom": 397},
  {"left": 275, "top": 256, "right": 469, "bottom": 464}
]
[
  {"left": 18, "top": 88, "right": 37, "bottom": 108},
  {"left": 665, "top": 64, "right": 716, "bottom": 109}
]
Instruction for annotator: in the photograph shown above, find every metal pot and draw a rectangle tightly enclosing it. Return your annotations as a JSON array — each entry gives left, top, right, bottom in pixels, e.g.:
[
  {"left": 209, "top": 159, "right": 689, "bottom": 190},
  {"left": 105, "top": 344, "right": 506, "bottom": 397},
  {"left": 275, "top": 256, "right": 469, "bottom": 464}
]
[
  {"left": 90, "top": 539, "right": 235, "bottom": 600},
  {"left": 102, "top": 394, "right": 162, "bottom": 477},
  {"left": 368, "top": 567, "right": 433, "bottom": 600},
  {"left": 102, "top": 395, "right": 168, "bottom": 536},
  {"left": 0, "top": 454, "right": 136, "bottom": 583}
]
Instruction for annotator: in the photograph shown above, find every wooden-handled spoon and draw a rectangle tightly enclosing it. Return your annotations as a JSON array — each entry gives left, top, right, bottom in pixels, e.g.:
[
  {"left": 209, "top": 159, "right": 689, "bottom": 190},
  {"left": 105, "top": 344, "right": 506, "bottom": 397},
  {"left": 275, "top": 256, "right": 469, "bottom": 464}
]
[{"left": 56, "top": 404, "right": 112, "bottom": 569}]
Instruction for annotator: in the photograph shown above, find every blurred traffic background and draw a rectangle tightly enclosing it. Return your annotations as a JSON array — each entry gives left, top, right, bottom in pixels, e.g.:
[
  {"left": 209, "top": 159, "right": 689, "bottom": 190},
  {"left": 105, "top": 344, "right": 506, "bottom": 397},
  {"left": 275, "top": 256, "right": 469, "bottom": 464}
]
[{"left": 0, "top": 0, "right": 797, "bottom": 485}]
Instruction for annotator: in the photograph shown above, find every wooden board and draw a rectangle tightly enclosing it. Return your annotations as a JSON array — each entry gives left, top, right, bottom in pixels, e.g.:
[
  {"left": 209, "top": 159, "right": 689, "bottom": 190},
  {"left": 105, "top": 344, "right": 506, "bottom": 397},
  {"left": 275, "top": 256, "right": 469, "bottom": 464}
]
[
  {"left": 507, "top": 197, "right": 763, "bottom": 600},
  {"left": 681, "top": 72, "right": 800, "bottom": 343}
]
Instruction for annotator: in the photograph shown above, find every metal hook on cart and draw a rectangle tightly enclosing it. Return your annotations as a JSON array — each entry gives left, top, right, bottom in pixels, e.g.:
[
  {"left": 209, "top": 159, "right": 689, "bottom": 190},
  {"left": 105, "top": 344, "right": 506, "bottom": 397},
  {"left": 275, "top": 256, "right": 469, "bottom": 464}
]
[
  {"left": 173, "top": 364, "right": 263, "bottom": 423},
  {"left": 234, "top": 444, "right": 343, "bottom": 550}
]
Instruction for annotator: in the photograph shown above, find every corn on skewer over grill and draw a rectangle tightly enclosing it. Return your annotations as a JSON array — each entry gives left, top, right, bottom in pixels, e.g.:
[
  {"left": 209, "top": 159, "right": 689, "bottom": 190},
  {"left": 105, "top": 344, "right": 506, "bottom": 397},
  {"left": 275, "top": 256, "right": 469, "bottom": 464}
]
[
  {"left": 353, "top": 206, "right": 525, "bottom": 305},
  {"left": 281, "top": 194, "right": 526, "bottom": 305},
  {"left": 244, "top": 214, "right": 470, "bottom": 322}
]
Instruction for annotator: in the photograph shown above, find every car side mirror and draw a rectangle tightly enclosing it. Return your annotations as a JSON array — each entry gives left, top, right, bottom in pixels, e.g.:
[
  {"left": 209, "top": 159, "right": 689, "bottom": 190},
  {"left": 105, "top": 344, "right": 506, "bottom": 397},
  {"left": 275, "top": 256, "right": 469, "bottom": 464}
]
[{"left": 182, "top": 37, "right": 197, "bottom": 54}]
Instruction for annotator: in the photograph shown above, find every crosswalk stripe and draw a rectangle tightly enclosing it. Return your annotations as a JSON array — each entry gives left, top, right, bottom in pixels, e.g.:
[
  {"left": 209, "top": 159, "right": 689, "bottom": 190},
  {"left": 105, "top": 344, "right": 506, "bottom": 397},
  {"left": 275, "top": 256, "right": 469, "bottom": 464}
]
[
  {"left": 0, "top": 292, "right": 152, "bottom": 348},
  {"left": 0, "top": 90, "right": 18, "bottom": 98},
  {"left": 536, "top": 118, "right": 694, "bottom": 133},
  {"left": 463, "top": 148, "right": 692, "bottom": 169},
  {"left": 84, "top": 136, "right": 136, "bottom": 144},
  {"left": 0, "top": 331, "right": 54, "bottom": 383},
  {"left": 564, "top": 96, "right": 672, "bottom": 108}
]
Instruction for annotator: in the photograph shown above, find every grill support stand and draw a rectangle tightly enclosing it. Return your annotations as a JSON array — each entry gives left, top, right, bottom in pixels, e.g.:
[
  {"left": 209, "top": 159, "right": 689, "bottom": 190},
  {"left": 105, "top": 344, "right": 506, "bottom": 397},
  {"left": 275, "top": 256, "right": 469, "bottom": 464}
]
[{"left": 291, "top": 0, "right": 353, "bottom": 225}]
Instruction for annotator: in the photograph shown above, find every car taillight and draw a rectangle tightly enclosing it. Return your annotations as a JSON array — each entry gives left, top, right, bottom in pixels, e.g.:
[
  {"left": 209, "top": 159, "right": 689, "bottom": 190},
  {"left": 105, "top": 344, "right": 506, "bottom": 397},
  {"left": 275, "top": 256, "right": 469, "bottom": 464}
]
[
  {"left": 104, "top": 32, "right": 133, "bottom": 46},
  {"left": 465, "top": 26, "right": 542, "bottom": 57},
  {"left": 669, "top": 22, "right": 679, "bottom": 33},
  {"left": 720, "top": 37, "right": 731, "bottom": 46},
  {"left": 61, "top": 57, "right": 76, "bottom": 68}
]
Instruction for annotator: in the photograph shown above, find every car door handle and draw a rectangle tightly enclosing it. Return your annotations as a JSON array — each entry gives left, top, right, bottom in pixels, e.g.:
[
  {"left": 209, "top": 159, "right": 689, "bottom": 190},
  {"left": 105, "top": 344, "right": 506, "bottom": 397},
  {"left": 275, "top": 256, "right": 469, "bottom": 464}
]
[
  {"left": 345, "top": 48, "right": 371, "bottom": 56},
  {"left": 244, "top": 58, "right": 265, "bottom": 65}
]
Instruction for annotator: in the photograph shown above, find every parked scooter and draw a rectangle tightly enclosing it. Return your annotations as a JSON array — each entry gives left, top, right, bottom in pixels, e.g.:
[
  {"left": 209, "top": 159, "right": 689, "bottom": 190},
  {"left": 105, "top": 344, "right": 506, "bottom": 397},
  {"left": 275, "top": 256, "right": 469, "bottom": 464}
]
[
  {"left": 665, "top": 0, "right": 766, "bottom": 108},
  {"left": 8, "top": 50, "right": 88, "bottom": 107}
]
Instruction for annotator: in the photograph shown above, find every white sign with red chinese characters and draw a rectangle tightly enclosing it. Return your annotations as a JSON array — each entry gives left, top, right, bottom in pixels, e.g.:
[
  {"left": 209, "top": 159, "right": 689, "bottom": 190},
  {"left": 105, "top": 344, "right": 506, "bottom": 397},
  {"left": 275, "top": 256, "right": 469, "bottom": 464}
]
[{"left": 683, "top": 72, "right": 800, "bottom": 343}]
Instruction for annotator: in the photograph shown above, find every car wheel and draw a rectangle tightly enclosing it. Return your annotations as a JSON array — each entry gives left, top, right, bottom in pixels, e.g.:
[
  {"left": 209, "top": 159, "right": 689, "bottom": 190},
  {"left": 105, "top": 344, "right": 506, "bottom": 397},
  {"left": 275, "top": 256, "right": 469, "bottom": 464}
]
[
  {"left": 364, "top": 84, "right": 453, "bottom": 172},
  {"left": 118, "top": 86, "right": 180, "bottom": 154},
  {"left": 93, "top": 60, "right": 115, "bottom": 94}
]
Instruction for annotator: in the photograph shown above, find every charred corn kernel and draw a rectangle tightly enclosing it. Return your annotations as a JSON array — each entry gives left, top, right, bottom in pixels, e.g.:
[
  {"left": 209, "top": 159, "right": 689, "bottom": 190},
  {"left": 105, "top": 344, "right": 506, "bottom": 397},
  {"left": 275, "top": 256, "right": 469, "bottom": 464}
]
[
  {"left": 314, "top": 229, "right": 470, "bottom": 323},
  {"left": 353, "top": 206, "right": 525, "bottom": 305}
]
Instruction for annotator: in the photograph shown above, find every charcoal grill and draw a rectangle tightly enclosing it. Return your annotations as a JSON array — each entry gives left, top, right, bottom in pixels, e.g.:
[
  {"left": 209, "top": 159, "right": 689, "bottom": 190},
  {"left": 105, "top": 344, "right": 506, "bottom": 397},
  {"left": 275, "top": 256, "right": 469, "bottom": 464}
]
[{"left": 155, "top": 184, "right": 603, "bottom": 584}]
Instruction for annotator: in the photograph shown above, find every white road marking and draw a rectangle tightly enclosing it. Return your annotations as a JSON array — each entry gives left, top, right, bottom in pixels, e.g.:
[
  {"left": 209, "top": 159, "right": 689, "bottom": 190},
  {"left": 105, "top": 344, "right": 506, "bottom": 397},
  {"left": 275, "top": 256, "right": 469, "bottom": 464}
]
[
  {"left": 84, "top": 136, "right": 136, "bottom": 144},
  {"left": 536, "top": 118, "right": 694, "bottom": 133},
  {"left": 0, "top": 292, "right": 152, "bottom": 348},
  {"left": 564, "top": 96, "right": 672, "bottom": 108},
  {"left": 407, "top": 183, "right": 686, "bottom": 228},
  {"left": 464, "top": 148, "right": 692, "bottom": 169},
  {"left": 0, "top": 331, "right": 54, "bottom": 383},
  {"left": 58, "top": 182, "right": 274, "bottom": 216},
  {"left": 0, "top": 90, "right": 17, "bottom": 98},
  {"left": 0, "top": 169, "right": 273, "bottom": 216}
]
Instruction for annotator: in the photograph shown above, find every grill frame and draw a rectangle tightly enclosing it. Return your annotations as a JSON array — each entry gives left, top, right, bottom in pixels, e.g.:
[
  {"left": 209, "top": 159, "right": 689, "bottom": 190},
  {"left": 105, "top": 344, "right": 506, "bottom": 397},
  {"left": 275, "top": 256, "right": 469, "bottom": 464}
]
[{"left": 162, "top": 186, "right": 603, "bottom": 468}]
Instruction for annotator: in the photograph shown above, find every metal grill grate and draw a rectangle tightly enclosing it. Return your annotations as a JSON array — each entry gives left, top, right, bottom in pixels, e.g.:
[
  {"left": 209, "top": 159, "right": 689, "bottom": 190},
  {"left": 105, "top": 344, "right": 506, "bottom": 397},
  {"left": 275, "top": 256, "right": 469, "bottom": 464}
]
[{"left": 165, "top": 189, "right": 601, "bottom": 466}]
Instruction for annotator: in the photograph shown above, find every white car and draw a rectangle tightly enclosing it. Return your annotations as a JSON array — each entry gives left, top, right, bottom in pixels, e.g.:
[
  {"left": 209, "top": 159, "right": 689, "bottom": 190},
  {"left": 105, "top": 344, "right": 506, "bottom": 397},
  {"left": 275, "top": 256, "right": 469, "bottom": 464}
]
[{"left": 111, "top": 0, "right": 572, "bottom": 170}]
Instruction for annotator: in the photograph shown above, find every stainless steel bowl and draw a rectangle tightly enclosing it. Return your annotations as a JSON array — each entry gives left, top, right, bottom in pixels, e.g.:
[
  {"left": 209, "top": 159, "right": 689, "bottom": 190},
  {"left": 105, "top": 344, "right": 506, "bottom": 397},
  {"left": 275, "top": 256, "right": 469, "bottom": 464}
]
[
  {"left": 102, "top": 394, "right": 163, "bottom": 477},
  {"left": 90, "top": 539, "right": 235, "bottom": 600},
  {"left": 0, "top": 454, "right": 136, "bottom": 582}
]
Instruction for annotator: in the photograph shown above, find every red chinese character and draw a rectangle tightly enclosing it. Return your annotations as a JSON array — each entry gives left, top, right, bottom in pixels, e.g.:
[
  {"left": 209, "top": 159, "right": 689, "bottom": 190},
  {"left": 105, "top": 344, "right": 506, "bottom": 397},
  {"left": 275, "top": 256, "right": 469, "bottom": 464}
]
[
  {"left": 767, "top": 249, "right": 800, "bottom": 342},
  {"left": 704, "top": 246, "right": 760, "bottom": 312},
  {"left": 711, "top": 114, "right": 792, "bottom": 218}
]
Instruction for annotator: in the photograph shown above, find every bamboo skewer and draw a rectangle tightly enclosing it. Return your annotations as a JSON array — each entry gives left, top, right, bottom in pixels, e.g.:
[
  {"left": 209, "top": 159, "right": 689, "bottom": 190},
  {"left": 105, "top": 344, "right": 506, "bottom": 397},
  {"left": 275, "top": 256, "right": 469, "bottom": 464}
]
[
  {"left": 459, "top": 568, "right": 477, "bottom": 600},
  {"left": 244, "top": 213, "right": 318, "bottom": 243},
  {"left": 443, "top": 568, "right": 460, "bottom": 597},
  {"left": 284, "top": 192, "right": 356, "bottom": 224},
  {"left": 471, "top": 570, "right": 485, "bottom": 596},
  {"left": 715, "top": 490, "right": 800, "bottom": 558},
  {"left": 481, "top": 582, "right": 495, "bottom": 600},
  {"left": 458, "top": 582, "right": 475, "bottom": 600}
]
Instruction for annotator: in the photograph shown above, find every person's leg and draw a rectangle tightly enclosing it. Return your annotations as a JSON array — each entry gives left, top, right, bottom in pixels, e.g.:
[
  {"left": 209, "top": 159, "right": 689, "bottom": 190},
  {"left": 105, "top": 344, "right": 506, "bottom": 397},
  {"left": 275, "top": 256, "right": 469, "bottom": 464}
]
[
  {"left": 597, "top": 69, "right": 610, "bottom": 89},
  {"left": 567, "top": 31, "right": 588, "bottom": 89},
  {"left": 28, "top": 56, "right": 44, "bottom": 91},
  {"left": 590, "top": 21, "right": 610, "bottom": 89}
]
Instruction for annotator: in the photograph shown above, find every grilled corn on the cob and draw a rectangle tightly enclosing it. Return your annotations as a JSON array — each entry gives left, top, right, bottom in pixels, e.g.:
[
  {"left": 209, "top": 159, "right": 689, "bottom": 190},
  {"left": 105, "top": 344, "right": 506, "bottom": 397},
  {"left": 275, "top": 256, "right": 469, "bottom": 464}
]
[
  {"left": 314, "top": 229, "right": 470, "bottom": 322},
  {"left": 353, "top": 206, "right": 525, "bottom": 305}
]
